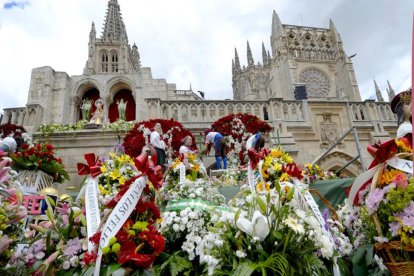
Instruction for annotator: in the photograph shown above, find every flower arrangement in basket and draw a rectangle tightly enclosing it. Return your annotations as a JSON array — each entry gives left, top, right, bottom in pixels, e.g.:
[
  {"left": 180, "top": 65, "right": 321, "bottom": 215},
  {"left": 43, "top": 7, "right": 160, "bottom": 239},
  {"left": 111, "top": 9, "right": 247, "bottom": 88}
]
[
  {"left": 210, "top": 113, "right": 272, "bottom": 166},
  {"left": 340, "top": 136, "right": 413, "bottom": 275},
  {"left": 10, "top": 142, "right": 69, "bottom": 184}
]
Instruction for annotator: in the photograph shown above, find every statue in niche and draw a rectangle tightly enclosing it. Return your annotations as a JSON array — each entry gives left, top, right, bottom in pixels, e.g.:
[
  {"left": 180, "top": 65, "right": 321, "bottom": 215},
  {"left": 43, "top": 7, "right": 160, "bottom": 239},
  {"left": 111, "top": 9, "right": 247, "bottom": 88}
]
[
  {"left": 320, "top": 113, "right": 339, "bottom": 148},
  {"left": 87, "top": 99, "right": 105, "bottom": 127}
]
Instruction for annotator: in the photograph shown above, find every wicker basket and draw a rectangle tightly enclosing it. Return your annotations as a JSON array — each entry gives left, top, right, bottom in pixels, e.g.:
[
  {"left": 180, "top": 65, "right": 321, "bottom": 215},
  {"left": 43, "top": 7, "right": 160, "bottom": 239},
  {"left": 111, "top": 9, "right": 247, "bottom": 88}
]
[
  {"left": 375, "top": 241, "right": 414, "bottom": 275},
  {"left": 17, "top": 170, "right": 54, "bottom": 195}
]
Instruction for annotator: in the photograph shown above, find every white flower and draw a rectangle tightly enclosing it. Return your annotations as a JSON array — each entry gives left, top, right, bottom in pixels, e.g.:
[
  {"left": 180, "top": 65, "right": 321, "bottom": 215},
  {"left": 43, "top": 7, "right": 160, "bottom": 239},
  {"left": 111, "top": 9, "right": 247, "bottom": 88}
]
[
  {"left": 172, "top": 224, "right": 180, "bottom": 232},
  {"left": 62, "top": 261, "right": 71, "bottom": 270},
  {"left": 284, "top": 216, "right": 305, "bottom": 234},
  {"left": 70, "top": 255, "right": 79, "bottom": 267},
  {"left": 236, "top": 250, "right": 247, "bottom": 258}
]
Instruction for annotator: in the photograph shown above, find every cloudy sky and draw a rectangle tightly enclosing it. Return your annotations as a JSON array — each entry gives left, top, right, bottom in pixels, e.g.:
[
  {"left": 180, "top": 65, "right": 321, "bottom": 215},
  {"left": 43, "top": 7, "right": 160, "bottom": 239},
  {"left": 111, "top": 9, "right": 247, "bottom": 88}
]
[{"left": 0, "top": 0, "right": 411, "bottom": 111}]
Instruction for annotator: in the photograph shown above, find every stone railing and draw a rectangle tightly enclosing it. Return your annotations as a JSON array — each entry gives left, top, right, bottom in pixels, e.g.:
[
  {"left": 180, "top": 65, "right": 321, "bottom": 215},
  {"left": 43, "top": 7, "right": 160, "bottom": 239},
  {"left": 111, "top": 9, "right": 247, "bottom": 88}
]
[
  {"left": 1, "top": 105, "right": 43, "bottom": 132},
  {"left": 148, "top": 100, "right": 271, "bottom": 123},
  {"left": 348, "top": 101, "right": 396, "bottom": 123},
  {"left": 1, "top": 107, "right": 26, "bottom": 125}
]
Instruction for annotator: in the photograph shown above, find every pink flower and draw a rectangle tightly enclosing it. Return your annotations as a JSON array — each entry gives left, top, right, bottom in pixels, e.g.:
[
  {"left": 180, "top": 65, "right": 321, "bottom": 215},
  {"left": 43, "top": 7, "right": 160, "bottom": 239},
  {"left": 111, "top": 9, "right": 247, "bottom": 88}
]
[
  {"left": 393, "top": 173, "right": 408, "bottom": 188},
  {"left": 0, "top": 235, "right": 13, "bottom": 254}
]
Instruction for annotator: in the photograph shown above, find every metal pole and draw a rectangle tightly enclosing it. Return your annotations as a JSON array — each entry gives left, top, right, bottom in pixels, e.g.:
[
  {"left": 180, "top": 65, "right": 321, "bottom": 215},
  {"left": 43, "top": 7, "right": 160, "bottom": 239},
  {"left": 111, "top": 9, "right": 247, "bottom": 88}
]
[
  {"left": 335, "top": 154, "right": 360, "bottom": 175},
  {"left": 312, "top": 127, "right": 354, "bottom": 165},
  {"left": 352, "top": 126, "right": 366, "bottom": 171}
]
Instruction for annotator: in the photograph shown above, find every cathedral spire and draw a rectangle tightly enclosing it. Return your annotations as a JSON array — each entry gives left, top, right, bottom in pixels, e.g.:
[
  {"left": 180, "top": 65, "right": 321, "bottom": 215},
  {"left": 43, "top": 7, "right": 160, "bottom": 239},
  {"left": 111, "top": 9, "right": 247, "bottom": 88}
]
[
  {"left": 387, "top": 80, "right": 395, "bottom": 100},
  {"left": 271, "top": 10, "right": 284, "bottom": 37},
  {"left": 232, "top": 59, "right": 235, "bottom": 75},
  {"left": 262, "top": 42, "right": 268, "bottom": 65},
  {"left": 89, "top": 22, "right": 96, "bottom": 41},
  {"left": 247, "top": 41, "right": 254, "bottom": 66},
  {"left": 101, "top": 0, "right": 128, "bottom": 42},
  {"left": 131, "top": 43, "right": 141, "bottom": 71},
  {"left": 374, "top": 80, "right": 384, "bottom": 102},
  {"left": 329, "top": 19, "right": 342, "bottom": 42},
  {"left": 234, "top": 48, "right": 241, "bottom": 71}
]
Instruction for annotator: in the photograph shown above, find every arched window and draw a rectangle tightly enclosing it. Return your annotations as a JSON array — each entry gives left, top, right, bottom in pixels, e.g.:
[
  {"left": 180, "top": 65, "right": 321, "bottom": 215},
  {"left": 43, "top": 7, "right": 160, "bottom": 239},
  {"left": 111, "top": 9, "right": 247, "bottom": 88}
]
[
  {"left": 111, "top": 53, "right": 119, "bottom": 73},
  {"left": 108, "top": 89, "right": 136, "bottom": 122},
  {"left": 101, "top": 53, "right": 108, "bottom": 73}
]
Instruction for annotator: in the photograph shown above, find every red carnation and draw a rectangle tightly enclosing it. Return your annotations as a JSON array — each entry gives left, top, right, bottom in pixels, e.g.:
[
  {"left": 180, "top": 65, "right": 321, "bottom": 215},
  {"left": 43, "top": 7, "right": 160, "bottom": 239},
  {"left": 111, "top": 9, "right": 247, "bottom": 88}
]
[
  {"left": 89, "top": 231, "right": 101, "bottom": 244},
  {"left": 83, "top": 251, "right": 98, "bottom": 265}
]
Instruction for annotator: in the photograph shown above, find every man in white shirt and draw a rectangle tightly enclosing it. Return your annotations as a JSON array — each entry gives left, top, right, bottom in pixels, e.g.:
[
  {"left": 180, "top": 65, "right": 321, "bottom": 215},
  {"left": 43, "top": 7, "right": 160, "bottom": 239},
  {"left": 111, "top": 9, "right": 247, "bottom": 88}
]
[
  {"left": 204, "top": 129, "right": 227, "bottom": 169},
  {"left": 245, "top": 132, "right": 265, "bottom": 152},
  {"left": 150, "top": 123, "right": 167, "bottom": 168}
]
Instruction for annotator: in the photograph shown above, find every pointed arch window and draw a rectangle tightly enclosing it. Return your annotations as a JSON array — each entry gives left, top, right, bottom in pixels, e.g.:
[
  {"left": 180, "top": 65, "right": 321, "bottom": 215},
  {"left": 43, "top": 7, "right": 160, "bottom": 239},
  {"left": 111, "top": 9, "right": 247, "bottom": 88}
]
[
  {"left": 101, "top": 53, "right": 108, "bottom": 73},
  {"left": 111, "top": 52, "right": 119, "bottom": 73}
]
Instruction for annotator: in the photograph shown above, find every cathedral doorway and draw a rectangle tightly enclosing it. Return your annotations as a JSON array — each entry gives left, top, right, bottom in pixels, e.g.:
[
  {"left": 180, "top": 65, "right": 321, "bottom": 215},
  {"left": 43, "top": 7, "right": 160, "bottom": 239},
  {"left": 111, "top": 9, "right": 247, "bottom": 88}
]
[
  {"left": 80, "top": 88, "right": 100, "bottom": 120},
  {"left": 108, "top": 89, "right": 136, "bottom": 122}
]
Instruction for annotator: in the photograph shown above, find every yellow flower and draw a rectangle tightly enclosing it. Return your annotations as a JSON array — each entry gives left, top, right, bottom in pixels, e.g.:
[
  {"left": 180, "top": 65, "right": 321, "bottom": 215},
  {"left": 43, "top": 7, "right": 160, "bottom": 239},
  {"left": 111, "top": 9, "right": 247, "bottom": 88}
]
[
  {"left": 264, "top": 156, "right": 273, "bottom": 167},
  {"left": 192, "top": 164, "right": 200, "bottom": 172},
  {"left": 261, "top": 167, "right": 269, "bottom": 178},
  {"left": 98, "top": 185, "right": 110, "bottom": 195},
  {"left": 280, "top": 173, "right": 290, "bottom": 182},
  {"left": 271, "top": 148, "right": 282, "bottom": 158},
  {"left": 380, "top": 169, "right": 400, "bottom": 186},
  {"left": 282, "top": 154, "right": 293, "bottom": 164},
  {"left": 256, "top": 182, "right": 270, "bottom": 191},
  {"left": 272, "top": 163, "right": 282, "bottom": 172},
  {"left": 395, "top": 138, "right": 413, "bottom": 153},
  {"left": 109, "top": 152, "right": 116, "bottom": 159},
  {"left": 110, "top": 169, "right": 120, "bottom": 180},
  {"left": 172, "top": 160, "right": 181, "bottom": 169},
  {"left": 101, "top": 165, "right": 108, "bottom": 173},
  {"left": 119, "top": 176, "right": 126, "bottom": 185}
]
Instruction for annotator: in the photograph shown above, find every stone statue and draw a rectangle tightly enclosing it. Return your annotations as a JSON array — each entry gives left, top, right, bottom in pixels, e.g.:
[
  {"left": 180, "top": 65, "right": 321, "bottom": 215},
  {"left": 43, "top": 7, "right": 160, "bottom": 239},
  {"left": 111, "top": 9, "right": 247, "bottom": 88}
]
[
  {"left": 117, "top": 99, "right": 127, "bottom": 121},
  {"left": 89, "top": 99, "right": 104, "bottom": 125},
  {"left": 320, "top": 113, "right": 338, "bottom": 148}
]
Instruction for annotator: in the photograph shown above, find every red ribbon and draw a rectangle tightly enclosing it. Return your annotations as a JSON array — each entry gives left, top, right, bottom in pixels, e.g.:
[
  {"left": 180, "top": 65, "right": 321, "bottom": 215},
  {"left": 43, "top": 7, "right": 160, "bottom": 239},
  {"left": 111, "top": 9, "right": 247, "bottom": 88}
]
[
  {"left": 77, "top": 153, "right": 102, "bottom": 178},
  {"left": 134, "top": 152, "right": 163, "bottom": 189},
  {"left": 367, "top": 139, "right": 397, "bottom": 169}
]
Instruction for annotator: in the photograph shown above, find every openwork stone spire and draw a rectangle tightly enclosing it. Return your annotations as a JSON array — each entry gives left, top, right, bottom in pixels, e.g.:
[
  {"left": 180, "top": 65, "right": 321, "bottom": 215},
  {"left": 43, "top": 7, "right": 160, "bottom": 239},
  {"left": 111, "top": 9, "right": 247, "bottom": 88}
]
[
  {"left": 101, "top": 0, "right": 128, "bottom": 42},
  {"left": 247, "top": 41, "right": 254, "bottom": 66},
  {"left": 387, "top": 80, "right": 395, "bottom": 100},
  {"left": 374, "top": 80, "right": 384, "bottom": 102}
]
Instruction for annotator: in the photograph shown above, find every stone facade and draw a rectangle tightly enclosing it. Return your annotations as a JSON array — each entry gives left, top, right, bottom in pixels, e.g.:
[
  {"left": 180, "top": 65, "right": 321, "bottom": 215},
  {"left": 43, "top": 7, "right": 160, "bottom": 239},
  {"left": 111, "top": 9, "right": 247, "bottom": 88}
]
[{"left": 2, "top": 0, "right": 397, "bottom": 190}]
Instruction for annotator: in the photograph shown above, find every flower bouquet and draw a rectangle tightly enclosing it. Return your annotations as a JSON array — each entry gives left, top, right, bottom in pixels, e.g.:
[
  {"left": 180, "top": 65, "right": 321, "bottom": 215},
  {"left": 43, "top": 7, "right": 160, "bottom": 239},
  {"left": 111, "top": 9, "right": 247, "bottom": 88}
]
[
  {"left": 9, "top": 200, "right": 90, "bottom": 275},
  {"left": 10, "top": 142, "right": 69, "bottom": 184},
  {"left": 204, "top": 176, "right": 351, "bottom": 275},
  {"left": 340, "top": 136, "right": 413, "bottom": 275},
  {"left": 165, "top": 152, "right": 207, "bottom": 185},
  {"left": 156, "top": 177, "right": 227, "bottom": 275},
  {"left": 83, "top": 150, "right": 165, "bottom": 273},
  {"left": 302, "top": 163, "right": 338, "bottom": 184},
  {"left": 80, "top": 99, "right": 92, "bottom": 121}
]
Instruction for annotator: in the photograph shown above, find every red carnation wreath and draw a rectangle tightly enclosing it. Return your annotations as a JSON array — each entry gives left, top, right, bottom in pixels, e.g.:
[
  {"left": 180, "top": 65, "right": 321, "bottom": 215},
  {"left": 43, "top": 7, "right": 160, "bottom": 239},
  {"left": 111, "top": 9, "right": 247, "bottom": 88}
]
[
  {"left": 211, "top": 113, "right": 272, "bottom": 165},
  {"left": 123, "top": 119, "right": 197, "bottom": 160}
]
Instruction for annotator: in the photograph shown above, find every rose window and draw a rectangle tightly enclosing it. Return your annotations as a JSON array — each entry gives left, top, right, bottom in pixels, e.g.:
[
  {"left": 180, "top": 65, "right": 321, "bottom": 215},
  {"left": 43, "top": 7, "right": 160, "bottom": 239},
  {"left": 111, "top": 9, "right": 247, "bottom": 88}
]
[{"left": 299, "top": 69, "right": 330, "bottom": 97}]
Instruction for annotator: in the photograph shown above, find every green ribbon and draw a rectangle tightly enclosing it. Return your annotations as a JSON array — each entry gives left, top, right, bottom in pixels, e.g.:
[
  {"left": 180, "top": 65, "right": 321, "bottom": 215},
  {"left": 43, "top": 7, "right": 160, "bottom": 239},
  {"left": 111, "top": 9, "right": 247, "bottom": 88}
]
[{"left": 165, "top": 199, "right": 234, "bottom": 213}]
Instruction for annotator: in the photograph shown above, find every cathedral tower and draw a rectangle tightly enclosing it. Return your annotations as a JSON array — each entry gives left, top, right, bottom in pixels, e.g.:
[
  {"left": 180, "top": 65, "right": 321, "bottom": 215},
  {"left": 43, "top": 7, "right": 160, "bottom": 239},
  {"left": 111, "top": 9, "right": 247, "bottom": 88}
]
[
  {"left": 83, "top": 0, "right": 141, "bottom": 75},
  {"left": 233, "top": 11, "right": 362, "bottom": 101}
]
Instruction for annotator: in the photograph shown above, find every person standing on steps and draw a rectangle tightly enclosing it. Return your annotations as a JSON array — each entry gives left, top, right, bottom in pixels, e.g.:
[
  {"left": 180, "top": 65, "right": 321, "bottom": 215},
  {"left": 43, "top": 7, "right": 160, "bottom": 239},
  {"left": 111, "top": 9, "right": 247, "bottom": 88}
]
[
  {"left": 150, "top": 122, "right": 167, "bottom": 169},
  {"left": 203, "top": 129, "right": 228, "bottom": 169}
]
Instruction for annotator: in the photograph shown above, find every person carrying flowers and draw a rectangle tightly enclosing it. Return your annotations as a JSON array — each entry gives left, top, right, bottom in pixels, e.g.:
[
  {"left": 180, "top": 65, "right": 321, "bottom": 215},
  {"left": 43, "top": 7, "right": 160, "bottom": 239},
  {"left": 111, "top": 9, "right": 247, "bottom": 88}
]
[
  {"left": 150, "top": 122, "right": 167, "bottom": 169},
  {"left": 203, "top": 129, "right": 227, "bottom": 169},
  {"left": 179, "top": 135, "right": 196, "bottom": 156}
]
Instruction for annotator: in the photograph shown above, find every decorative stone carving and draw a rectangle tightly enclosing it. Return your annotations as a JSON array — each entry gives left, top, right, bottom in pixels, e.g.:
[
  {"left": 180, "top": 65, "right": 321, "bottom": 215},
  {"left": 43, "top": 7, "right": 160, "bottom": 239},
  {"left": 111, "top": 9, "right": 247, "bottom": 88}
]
[
  {"left": 320, "top": 113, "right": 339, "bottom": 148},
  {"left": 299, "top": 69, "right": 330, "bottom": 97}
]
